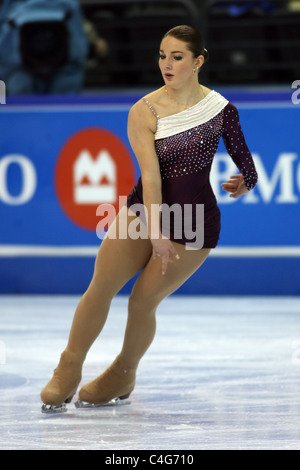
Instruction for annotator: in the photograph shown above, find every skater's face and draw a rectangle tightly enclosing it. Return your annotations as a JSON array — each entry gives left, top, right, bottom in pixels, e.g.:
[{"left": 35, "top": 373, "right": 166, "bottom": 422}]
[{"left": 158, "top": 36, "right": 203, "bottom": 88}]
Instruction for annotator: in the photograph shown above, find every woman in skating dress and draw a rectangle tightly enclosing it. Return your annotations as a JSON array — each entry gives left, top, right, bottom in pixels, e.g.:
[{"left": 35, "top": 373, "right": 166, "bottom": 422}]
[{"left": 41, "top": 25, "right": 257, "bottom": 412}]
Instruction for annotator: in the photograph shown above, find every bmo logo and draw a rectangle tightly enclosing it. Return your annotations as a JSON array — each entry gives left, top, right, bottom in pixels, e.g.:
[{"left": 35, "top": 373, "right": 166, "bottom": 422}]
[
  {"left": 55, "top": 128, "right": 135, "bottom": 230},
  {"left": 74, "top": 149, "right": 116, "bottom": 204}
]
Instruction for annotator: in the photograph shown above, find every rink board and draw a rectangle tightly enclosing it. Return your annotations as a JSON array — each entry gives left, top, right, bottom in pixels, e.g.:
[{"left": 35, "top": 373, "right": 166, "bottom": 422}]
[{"left": 0, "top": 90, "right": 299, "bottom": 295}]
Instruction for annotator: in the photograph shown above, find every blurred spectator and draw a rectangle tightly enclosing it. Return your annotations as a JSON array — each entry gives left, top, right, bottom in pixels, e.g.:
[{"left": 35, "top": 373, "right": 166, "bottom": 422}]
[
  {"left": 0, "top": 0, "right": 88, "bottom": 95},
  {"left": 83, "top": 18, "right": 108, "bottom": 60}
]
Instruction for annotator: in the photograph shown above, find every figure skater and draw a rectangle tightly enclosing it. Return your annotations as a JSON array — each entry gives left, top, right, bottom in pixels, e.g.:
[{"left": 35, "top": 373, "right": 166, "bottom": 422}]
[{"left": 41, "top": 25, "right": 258, "bottom": 412}]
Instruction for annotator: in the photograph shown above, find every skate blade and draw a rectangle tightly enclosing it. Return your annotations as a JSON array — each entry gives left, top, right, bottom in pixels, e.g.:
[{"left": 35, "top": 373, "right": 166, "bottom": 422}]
[
  {"left": 74, "top": 397, "right": 131, "bottom": 409},
  {"left": 41, "top": 403, "right": 68, "bottom": 414}
]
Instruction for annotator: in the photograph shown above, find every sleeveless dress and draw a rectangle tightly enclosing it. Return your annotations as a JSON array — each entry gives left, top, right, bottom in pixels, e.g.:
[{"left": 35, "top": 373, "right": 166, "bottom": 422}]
[{"left": 126, "top": 90, "right": 258, "bottom": 249}]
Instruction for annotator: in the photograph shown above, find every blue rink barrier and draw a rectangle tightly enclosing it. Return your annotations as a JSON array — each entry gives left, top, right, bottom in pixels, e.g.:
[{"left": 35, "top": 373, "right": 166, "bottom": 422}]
[{"left": 0, "top": 89, "right": 299, "bottom": 295}]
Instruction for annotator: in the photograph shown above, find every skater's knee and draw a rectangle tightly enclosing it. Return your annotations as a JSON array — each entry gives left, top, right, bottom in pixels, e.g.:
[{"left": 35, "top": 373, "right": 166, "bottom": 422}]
[
  {"left": 128, "top": 291, "right": 158, "bottom": 317},
  {"left": 89, "top": 271, "right": 118, "bottom": 300}
]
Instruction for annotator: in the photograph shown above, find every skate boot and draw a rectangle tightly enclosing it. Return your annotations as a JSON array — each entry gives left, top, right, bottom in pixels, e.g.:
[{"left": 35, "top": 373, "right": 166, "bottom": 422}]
[
  {"left": 75, "top": 355, "right": 136, "bottom": 408},
  {"left": 41, "top": 350, "right": 83, "bottom": 414}
]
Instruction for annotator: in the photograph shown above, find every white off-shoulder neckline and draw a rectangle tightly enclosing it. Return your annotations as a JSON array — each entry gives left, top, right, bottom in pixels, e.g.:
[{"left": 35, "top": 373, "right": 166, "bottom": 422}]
[{"left": 154, "top": 90, "right": 229, "bottom": 140}]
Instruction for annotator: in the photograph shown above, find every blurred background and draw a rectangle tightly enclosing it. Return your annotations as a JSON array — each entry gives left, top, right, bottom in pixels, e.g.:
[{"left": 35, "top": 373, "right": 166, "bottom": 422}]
[
  {"left": 1, "top": 0, "right": 300, "bottom": 92},
  {"left": 0, "top": 0, "right": 299, "bottom": 295}
]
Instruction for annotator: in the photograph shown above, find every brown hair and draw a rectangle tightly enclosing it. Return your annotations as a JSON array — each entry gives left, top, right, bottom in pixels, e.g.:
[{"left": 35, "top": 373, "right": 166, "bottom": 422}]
[{"left": 162, "top": 25, "right": 209, "bottom": 62}]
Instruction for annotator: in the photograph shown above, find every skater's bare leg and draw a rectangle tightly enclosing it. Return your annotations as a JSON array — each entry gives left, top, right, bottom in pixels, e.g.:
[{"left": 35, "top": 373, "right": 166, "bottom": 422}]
[
  {"left": 78, "top": 245, "right": 210, "bottom": 404},
  {"left": 41, "top": 207, "right": 152, "bottom": 407},
  {"left": 65, "top": 209, "right": 152, "bottom": 358},
  {"left": 120, "top": 245, "right": 211, "bottom": 369}
]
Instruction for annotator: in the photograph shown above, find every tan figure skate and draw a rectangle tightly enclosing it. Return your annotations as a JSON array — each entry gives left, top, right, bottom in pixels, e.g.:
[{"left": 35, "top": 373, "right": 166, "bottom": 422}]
[
  {"left": 41, "top": 350, "right": 83, "bottom": 414},
  {"left": 75, "top": 355, "right": 136, "bottom": 408}
]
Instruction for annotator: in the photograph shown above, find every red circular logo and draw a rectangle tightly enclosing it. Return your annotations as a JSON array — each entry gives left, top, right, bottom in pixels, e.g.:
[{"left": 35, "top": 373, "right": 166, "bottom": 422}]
[{"left": 55, "top": 128, "right": 135, "bottom": 231}]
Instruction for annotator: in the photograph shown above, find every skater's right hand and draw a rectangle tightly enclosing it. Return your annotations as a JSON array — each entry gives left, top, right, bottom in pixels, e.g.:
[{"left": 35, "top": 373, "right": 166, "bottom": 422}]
[{"left": 152, "top": 238, "right": 180, "bottom": 275}]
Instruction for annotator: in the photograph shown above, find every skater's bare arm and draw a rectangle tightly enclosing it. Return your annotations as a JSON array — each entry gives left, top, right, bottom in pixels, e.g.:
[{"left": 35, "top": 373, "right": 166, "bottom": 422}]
[
  {"left": 127, "top": 101, "right": 179, "bottom": 274},
  {"left": 127, "top": 100, "right": 161, "bottom": 238}
]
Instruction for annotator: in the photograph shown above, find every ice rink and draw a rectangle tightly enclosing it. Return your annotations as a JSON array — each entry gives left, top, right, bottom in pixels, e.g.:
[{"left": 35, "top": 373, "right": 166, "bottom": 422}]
[{"left": 1, "top": 295, "right": 300, "bottom": 450}]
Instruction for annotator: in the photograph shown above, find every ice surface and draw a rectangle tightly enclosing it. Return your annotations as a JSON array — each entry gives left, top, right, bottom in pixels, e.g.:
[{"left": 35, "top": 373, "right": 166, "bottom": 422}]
[{"left": 0, "top": 295, "right": 300, "bottom": 450}]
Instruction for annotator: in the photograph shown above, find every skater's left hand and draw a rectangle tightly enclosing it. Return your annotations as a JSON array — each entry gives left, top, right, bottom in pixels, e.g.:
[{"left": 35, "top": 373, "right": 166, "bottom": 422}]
[
  {"left": 152, "top": 237, "right": 180, "bottom": 275},
  {"left": 221, "top": 174, "right": 249, "bottom": 199}
]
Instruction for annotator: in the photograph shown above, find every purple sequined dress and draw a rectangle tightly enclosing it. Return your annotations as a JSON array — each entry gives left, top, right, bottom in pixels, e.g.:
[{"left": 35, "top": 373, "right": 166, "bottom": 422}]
[{"left": 126, "top": 90, "right": 258, "bottom": 248}]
